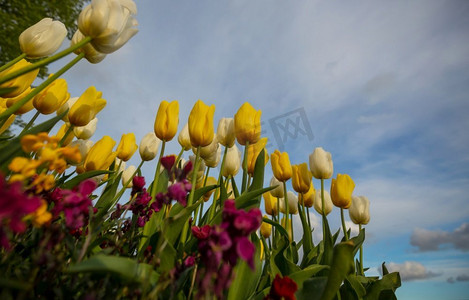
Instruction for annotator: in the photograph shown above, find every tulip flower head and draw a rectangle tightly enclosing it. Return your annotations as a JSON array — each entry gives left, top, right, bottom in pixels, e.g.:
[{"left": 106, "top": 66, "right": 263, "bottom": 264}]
[
  {"left": 330, "top": 173, "right": 355, "bottom": 209},
  {"left": 122, "top": 165, "right": 137, "bottom": 188},
  {"left": 19, "top": 18, "right": 67, "bottom": 58},
  {"left": 195, "top": 136, "right": 219, "bottom": 160},
  {"left": 0, "top": 59, "right": 39, "bottom": 98},
  {"left": 178, "top": 123, "right": 192, "bottom": 151},
  {"left": 302, "top": 183, "right": 315, "bottom": 208},
  {"left": 263, "top": 192, "right": 278, "bottom": 216},
  {"left": 188, "top": 100, "right": 215, "bottom": 147},
  {"left": 73, "top": 118, "right": 98, "bottom": 140},
  {"left": 309, "top": 147, "right": 333, "bottom": 179},
  {"left": 269, "top": 176, "right": 284, "bottom": 198},
  {"left": 139, "top": 132, "right": 160, "bottom": 161},
  {"left": 217, "top": 117, "right": 236, "bottom": 147},
  {"left": 56, "top": 97, "right": 78, "bottom": 122},
  {"left": 69, "top": 139, "right": 94, "bottom": 166},
  {"left": 314, "top": 189, "right": 333, "bottom": 216},
  {"left": 234, "top": 102, "right": 261, "bottom": 146},
  {"left": 116, "top": 133, "right": 138, "bottom": 161},
  {"left": 4, "top": 87, "right": 35, "bottom": 115},
  {"left": 71, "top": 30, "right": 106, "bottom": 63},
  {"left": 33, "top": 77, "right": 70, "bottom": 115},
  {"left": 260, "top": 217, "right": 272, "bottom": 238},
  {"left": 221, "top": 144, "right": 241, "bottom": 178},
  {"left": 279, "top": 191, "right": 299, "bottom": 215},
  {"left": 0, "top": 99, "right": 16, "bottom": 134},
  {"left": 204, "top": 145, "right": 222, "bottom": 168},
  {"left": 292, "top": 163, "right": 312, "bottom": 194},
  {"left": 247, "top": 137, "right": 269, "bottom": 176},
  {"left": 154, "top": 100, "right": 179, "bottom": 142},
  {"left": 271, "top": 150, "right": 292, "bottom": 182},
  {"left": 84, "top": 135, "right": 117, "bottom": 171},
  {"left": 68, "top": 86, "right": 106, "bottom": 127},
  {"left": 349, "top": 196, "right": 370, "bottom": 225}
]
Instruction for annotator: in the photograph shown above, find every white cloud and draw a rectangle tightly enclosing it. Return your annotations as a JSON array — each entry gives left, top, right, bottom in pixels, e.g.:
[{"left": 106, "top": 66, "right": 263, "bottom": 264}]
[
  {"left": 386, "top": 261, "right": 440, "bottom": 281},
  {"left": 411, "top": 223, "right": 469, "bottom": 252}
]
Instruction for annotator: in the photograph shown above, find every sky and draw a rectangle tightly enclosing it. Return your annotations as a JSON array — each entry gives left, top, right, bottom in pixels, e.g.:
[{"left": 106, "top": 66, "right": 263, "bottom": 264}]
[{"left": 28, "top": 0, "right": 469, "bottom": 298}]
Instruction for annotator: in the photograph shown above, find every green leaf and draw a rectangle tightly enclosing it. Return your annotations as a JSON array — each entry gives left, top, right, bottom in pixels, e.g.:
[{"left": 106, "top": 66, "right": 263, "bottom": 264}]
[
  {"left": 382, "top": 262, "right": 389, "bottom": 276},
  {"left": 93, "top": 172, "right": 122, "bottom": 220},
  {"left": 298, "top": 202, "right": 313, "bottom": 266},
  {"left": 236, "top": 186, "right": 275, "bottom": 210},
  {"left": 296, "top": 277, "right": 328, "bottom": 300},
  {"left": 163, "top": 199, "right": 202, "bottom": 246},
  {"left": 364, "top": 272, "right": 401, "bottom": 300},
  {"left": 263, "top": 217, "right": 289, "bottom": 240},
  {"left": 349, "top": 228, "right": 365, "bottom": 256},
  {"left": 289, "top": 264, "right": 329, "bottom": 290},
  {"left": 247, "top": 148, "right": 265, "bottom": 192},
  {"left": 192, "top": 184, "right": 218, "bottom": 203},
  {"left": 272, "top": 239, "right": 301, "bottom": 276},
  {"left": 61, "top": 170, "right": 113, "bottom": 190},
  {"left": 345, "top": 274, "right": 367, "bottom": 298},
  {"left": 0, "top": 87, "right": 17, "bottom": 96},
  {"left": 321, "top": 215, "right": 334, "bottom": 267}
]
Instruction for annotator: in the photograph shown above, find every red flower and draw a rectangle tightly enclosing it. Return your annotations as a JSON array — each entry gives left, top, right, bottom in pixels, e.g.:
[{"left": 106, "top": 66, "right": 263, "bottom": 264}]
[{"left": 267, "top": 274, "right": 298, "bottom": 300}]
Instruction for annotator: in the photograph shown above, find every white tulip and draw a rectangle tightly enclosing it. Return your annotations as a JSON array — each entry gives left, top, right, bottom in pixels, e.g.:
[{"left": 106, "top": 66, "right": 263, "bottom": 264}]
[
  {"left": 270, "top": 176, "right": 284, "bottom": 198},
  {"left": 349, "top": 196, "right": 370, "bottom": 225},
  {"left": 69, "top": 139, "right": 94, "bottom": 165},
  {"left": 56, "top": 97, "right": 78, "bottom": 122},
  {"left": 217, "top": 118, "right": 235, "bottom": 147},
  {"left": 221, "top": 145, "right": 241, "bottom": 177},
  {"left": 309, "top": 147, "right": 333, "bottom": 179},
  {"left": 122, "top": 165, "right": 136, "bottom": 188},
  {"left": 314, "top": 189, "right": 333, "bottom": 216},
  {"left": 279, "top": 191, "right": 299, "bottom": 215},
  {"left": 115, "top": 158, "right": 126, "bottom": 174},
  {"left": 71, "top": 30, "right": 106, "bottom": 63},
  {"left": 194, "top": 136, "right": 219, "bottom": 160},
  {"left": 204, "top": 145, "right": 221, "bottom": 168},
  {"left": 19, "top": 18, "right": 67, "bottom": 58},
  {"left": 178, "top": 123, "right": 192, "bottom": 151},
  {"left": 139, "top": 132, "right": 160, "bottom": 161},
  {"left": 74, "top": 117, "right": 98, "bottom": 140}
]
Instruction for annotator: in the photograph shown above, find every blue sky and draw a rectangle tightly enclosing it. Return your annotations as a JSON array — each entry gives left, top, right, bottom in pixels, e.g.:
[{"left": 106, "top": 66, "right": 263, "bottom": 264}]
[{"left": 29, "top": 0, "right": 469, "bottom": 298}]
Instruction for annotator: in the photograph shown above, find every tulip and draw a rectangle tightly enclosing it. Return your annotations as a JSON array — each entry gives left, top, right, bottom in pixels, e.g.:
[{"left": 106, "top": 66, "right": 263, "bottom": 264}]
[
  {"left": 234, "top": 102, "right": 261, "bottom": 145},
  {"left": 302, "top": 183, "right": 315, "bottom": 208},
  {"left": 280, "top": 217, "right": 292, "bottom": 241},
  {"left": 330, "top": 174, "right": 355, "bottom": 209},
  {"left": 115, "top": 158, "right": 126, "bottom": 174},
  {"left": 84, "top": 135, "right": 117, "bottom": 171},
  {"left": 116, "top": 133, "right": 138, "bottom": 161},
  {"left": 5, "top": 87, "right": 34, "bottom": 114},
  {"left": 260, "top": 217, "right": 272, "bottom": 239},
  {"left": 73, "top": 117, "right": 98, "bottom": 140},
  {"left": 78, "top": 0, "right": 139, "bottom": 54},
  {"left": 0, "top": 99, "right": 15, "bottom": 134},
  {"left": 292, "top": 163, "right": 312, "bottom": 194},
  {"left": 56, "top": 97, "right": 78, "bottom": 122},
  {"left": 269, "top": 176, "right": 284, "bottom": 198},
  {"left": 204, "top": 145, "right": 222, "bottom": 168},
  {"left": 69, "top": 139, "right": 94, "bottom": 165},
  {"left": 195, "top": 136, "right": 219, "bottom": 160},
  {"left": 263, "top": 192, "right": 278, "bottom": 216},
  {"left": 139, "top": 132, "right": 160, "bottom": 161},
  {"left": 154, "top": 100, "right": 179, "bottom": 142},
  {"left": 202, "top": 177, "right": 218, "bottom": 201},
  {"left": 349, "top": 196, "right": 370, "bottom": 225},
  {"left": 55, "top": 123, "right": 74, "bottom": 146},
  {"left": 314, "top": 189, "right": 333, "bottom": 216},
  {"left": 309, "top": 147, "right": 333, "bottom": 179},
  {"left": 122, "top": 165, "right": 137, "bottom": 188},
  {"left": 188, "top": 100, "right": 215, "bottom": 147},
  {"left": 221, "top": 144, "right": 241, "bottom": 177},
  {"left": 279, "top": 191, "right": 299, "bottom": 215},
  {"left": 19, "top": 18, "right": 67, "bottom": 58},
  {"left": 68, "top": 86, "right": 106, "bottom": 126},
  {"left": 178, "top": 123, "right": 192, "bottom": 151},
  {"left": 71, "top": 30, "right": 106, "bottom": 63},
  {"left": 0, "top": 59, "right": 39, "bottom": 98},
  {"left": 247, "top": 137, "right": 269, "bottom": 176},
  {"left": 33, "top": 77, "right": 70, "bottom": 114},
  {"left": 271, "top": 150, "right": 292, "bottom": 182},
  {"left": 217, "top": 117, "right": 235, "bottom": 147}
]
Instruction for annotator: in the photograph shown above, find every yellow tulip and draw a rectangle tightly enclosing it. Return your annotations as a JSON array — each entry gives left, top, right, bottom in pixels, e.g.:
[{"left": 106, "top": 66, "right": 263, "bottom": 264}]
[
  {"left": 0, "top": 59, "right": 39, "bottom": 98},
  {"left": 116, "top": 133, "right": 138, "bottom": 161},
  {"left": 68, "top": 86, "right": 106, "bottom": 126},
  {"left": 154, "top": 100, "right": 179, "bottom": 142},
  {"left": 330, "top": 173, "right": 355, "bottom": 209},
  {"left": 0, "top": 99, "right": 15, "bottom": 134},
  {"left": 55, "top": 123, "right": 74, "bottom": 146},
  {"left": 188, "top": 99, "right": 215, "bottom": 147},
  {"left": 247, "top": 137, "right": 269, "bottom": 176},
  {"left": 302, "top": 183, "right": 315, "bottom": 208},
  {"left": 202, "top": 177, "right": 218, "bottom": 202},
  {"left": 263, "top": 192, "right": 278, "bottom": 216},
  {"left": 292, "top": 163, "right": 312, "bottom": 194},
  {"left": 84, "top": 135, "right": 117, "bottom": 171},
  {"left": 4, "top": 87, "right": 35, "bottom": 115},
  {"left": 260, "top": 217, "right": 272, "bottom": 239},
  {"left": 234, "top": 102, "right": 261, "bottom": 145},
  {"left": 271, "top": 150, "right": 292, "bottom": 182},
  {"left": 33, "top": 77, "right": 70, "bottom": 114}
]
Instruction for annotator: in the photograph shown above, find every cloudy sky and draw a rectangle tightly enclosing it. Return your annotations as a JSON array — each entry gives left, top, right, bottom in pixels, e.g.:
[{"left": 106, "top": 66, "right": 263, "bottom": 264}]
[{"left": 31, "top": 0, "right": 469, "bottom": 298}]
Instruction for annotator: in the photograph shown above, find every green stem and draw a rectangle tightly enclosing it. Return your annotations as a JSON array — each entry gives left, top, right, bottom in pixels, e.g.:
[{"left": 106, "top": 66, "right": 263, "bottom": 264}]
[
  {"left": 340, "top": 208, "right": 349, "bottom": 241},
  {"left": 321, "top": 179, "right": 325, "bottom": 239},
  {"left": 0, "top": 53, "right": 26, "bottom": 73},
  {"left": 208, "top": 146, "right": 228, "bottom": 222},
  {"left": 241, "top": 141, "right": 249, "bottom": 193},
  {"left": 194, "top": 167, "right": 210, "bottom": 225},
  {"left": 359, "top": 224, "right": 364, "bottom": 275},
  {"left": 0, "top": 53, "right": 85, "bottom": 122},
  {"left": 306, "top": 206, "right": 312, "bottom": 229},
  {"left": 0, "top": 37, "right": 91, "bottom": 85},
  {"left": 150, "top": 141, "right": 166, "bottom": 200},
  {"left": 283, "top": 181, "right": 290, "bottom": 242},
  {"left": 20, "top": 110, "right": 40, "bottom": 135}
]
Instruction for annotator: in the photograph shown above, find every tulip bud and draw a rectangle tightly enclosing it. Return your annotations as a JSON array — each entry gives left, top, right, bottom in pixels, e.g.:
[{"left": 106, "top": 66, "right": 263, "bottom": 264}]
[
  {"left": 292, "top": 163, "right": 312, "bottom": 194},
  {"left": 178, "top": 123, "right": 192, "bottom": 151},
  {"left": 204, "top": 145, "right": 222, "bottom": 168},
  {"left": 69, "top": 139, "right": 94, "bottom": 166},
  {"left": 71, "top": 30, "right": 106, "bottom": 63},
  {"left": 217, "top": 117, "right": 235, "bottom": 147},
  {"left": 330, "top": 174, "right": 355, "bottom": 209},
  {"left": 314, "top": 189, "right": 333, "bottom": 216},
  {"left": 154, "top": 100, "right": 179, "bottom": 142},
  {"left": 221, "top": 144, "right": 241, "bottom": 177},
  {"left": 78, "top": 0, "right": 139, "bottom": 54},
  {"left": 0, "top": 59, "right": 39, "bottom": 98},
  {"left": 263, "top": 192, "right": 278, "bottom": 216},
  {"left": 188, "top": 100, "right": 216, "bottom": 147},
  {"left": 279, "top": 191, "right": 299, "bottom": 215},
  {"left": 302, "top": 183, "right": 315, "bottom": 208},
  {"left": 56, "top": 97, "right": 78, "bottom": 122},
  {"left": 116, "top": 133, "right": 138, "bottom": 161},
  {"left": 73, "top": 118, "right": 98, "bottom": 140},
  {"left": 247, "top": 138, "right": 269, "bottom": 176},
  {"left": 234, "top": 102, "right": 261, "bottom": 145},
  {"left": 349, "top": 196, "right": 370, "bottom": 225},
  {"left": 309, "top": 147, "right": 333, "bottom": 179},
  {"left": 68, "top": 86, "right": 106, "bottom": 127},
  {"left": 195, "top": 136, "right": 219, "bottom": 160},
  {"left": 260, "top": 217, "right": 272, "bottom": 238},
  {"left": 33, "top": 77, "right": 70, "bottom": 114},
  {"left": 84, "top": 136, "right": 117, "bottom": 171},
  {"left": 122, "top": 165, "right": 137, "bottom": 188},
  {"left": 271, "top": 150, "right": 292, "bottom": 182},
  {"left": 139, "top": 132, "right": 160, "bottom": 161},
  {"left": 19, "top": 18, "right": 67, "bottom": 58},
  {"left": 269, "top": 176, "right": 284, "bottom": 198},
  {"left": 4, "top": 87, "right": 34, "bottom": 114}
]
